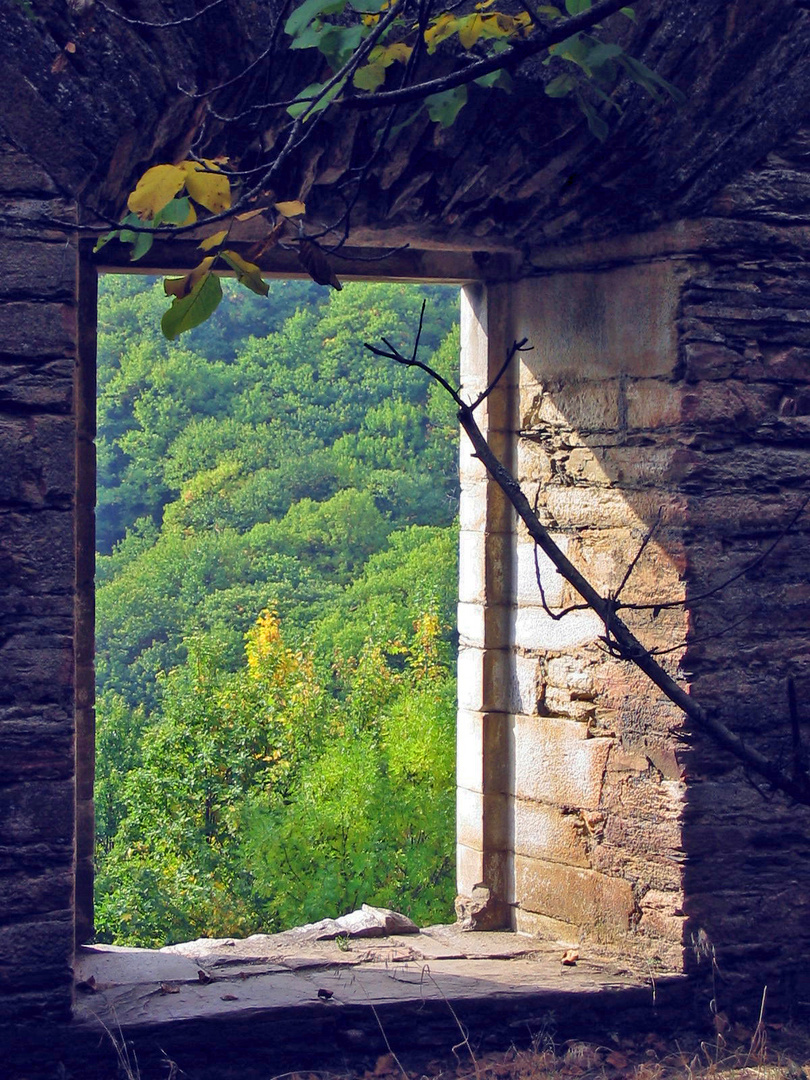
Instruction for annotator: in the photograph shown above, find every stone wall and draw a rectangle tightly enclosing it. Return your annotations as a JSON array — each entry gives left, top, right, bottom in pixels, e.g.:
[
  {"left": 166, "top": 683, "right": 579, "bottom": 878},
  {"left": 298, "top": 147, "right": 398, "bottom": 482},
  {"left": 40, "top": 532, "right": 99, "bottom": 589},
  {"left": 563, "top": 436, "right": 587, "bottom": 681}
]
[
  {"left": 457, "top": 130, "right": 810, "bottom": 1006},
  {"left": 0, "top": 138, "right": 79, "bottom": 1023}
]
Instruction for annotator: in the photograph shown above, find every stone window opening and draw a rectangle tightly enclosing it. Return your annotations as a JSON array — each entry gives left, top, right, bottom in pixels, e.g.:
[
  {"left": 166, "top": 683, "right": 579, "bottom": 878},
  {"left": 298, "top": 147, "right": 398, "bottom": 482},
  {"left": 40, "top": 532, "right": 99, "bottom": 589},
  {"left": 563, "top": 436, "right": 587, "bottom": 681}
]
[{"left": 76, "top": 247, "right": 480, "bottom": 949}]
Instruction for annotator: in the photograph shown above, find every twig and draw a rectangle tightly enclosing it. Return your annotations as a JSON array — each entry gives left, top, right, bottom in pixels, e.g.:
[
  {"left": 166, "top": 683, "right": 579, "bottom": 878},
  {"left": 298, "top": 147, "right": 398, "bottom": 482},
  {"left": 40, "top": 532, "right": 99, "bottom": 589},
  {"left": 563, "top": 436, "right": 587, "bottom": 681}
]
[
  {"left": 98, "top": 0, "right": 227, "bottom": 28},
  {"left": 612, "top": 509, "right": 662, "bottom": 604},
  {"left": 470, "top": 338, "right": 532, "bottom": 414},
  {"left": 370, "top": 1003, "right": 410, "bottom": 1080},
  {"left": 341, "top": 0, "right": 634, "bottom": 110},
  {"left": 419, "top": 967, "right": 480, "bottom": 1077},
  {"left": 619, "top": 493, "right": 810, "bottom": 613}
]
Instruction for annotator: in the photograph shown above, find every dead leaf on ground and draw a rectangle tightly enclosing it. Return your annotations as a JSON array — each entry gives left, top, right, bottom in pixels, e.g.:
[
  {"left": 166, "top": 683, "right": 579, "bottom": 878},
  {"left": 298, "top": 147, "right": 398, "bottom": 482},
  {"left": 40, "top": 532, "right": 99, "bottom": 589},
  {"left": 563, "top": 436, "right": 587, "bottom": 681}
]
[
  {"left": 561, "top": 949, "right": 579, "bottom": 965},
  {"left": 160, "top": 983, "right": 180, "bottom": 995},
  {"left": 373, "top": 1054, "right": 397, "bottom": 1075},
  {"left": 605, "top": 1050, "right": 630, "bottom": 1069}
]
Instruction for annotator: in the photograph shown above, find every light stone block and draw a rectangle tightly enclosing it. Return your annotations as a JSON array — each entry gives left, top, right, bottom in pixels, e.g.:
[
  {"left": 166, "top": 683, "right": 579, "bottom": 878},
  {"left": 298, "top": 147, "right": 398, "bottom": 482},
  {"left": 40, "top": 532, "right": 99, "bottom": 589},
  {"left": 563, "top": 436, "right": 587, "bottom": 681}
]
[
  {"left": 459, "top": 479, "right": 488, "bottom": 532},
  {"left": 456, "top": 787, "right": 511, "bottom": 851},
  {"left": 625, "top": 378, "right": 682, "bottom": 431},
  {"left": 458, "top": 528, "right": 514, "bottom": 606},
  {"left": 513, "top": 714, "right": 612, "bottom": 809},
  {"left": 514, "top": 907, "right": 579, "bottom": 944},
  {"left": 459, "top": 479, "right": 514, "bottom": 534},
  {"left": 457, "top": 602, "right": 511, "bottom": 649},
  {"left": 456, "top": 709, "right": 484, "bottom": 792},
  {"left": 458, "top": 531, "right": 486, "bottom": 604},
  {"left": 457, "top": 710, "right": 513, "bottom": 794},
  {"left": 511, "top": 265, "right": 679, "bottom": 382},
  {"left": 510, "top": 652, "right": 543, "bottom": 716},
  {"left": 512, "top": 605, "right": 602, "bottom": 651},
  {"left": 457, "top": 843, "right": 485, "bottom": 893},
  {"left": 457, "top": 647, "right": 511, "bottom": 712},
  {"left": 514, "top": 537, "right": 567, "bottom": 607},
  {"left": 513, "top": 799, "right": 590, "bottom": 868},
  {"left": 515, "top": 855, "right": 635, "bottom": 932}
]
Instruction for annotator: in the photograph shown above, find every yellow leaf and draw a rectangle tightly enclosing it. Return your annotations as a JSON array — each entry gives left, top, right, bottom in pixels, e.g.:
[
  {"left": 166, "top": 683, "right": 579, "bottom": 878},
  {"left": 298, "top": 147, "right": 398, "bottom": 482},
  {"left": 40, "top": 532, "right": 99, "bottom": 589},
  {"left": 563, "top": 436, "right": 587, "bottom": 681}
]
[
  {"left": 385, "top": 42, "right": 413, "bottom": 63},
  {"left": 199, "top": 229, "right": 229, "bottom": 251},
  {"left": 180, "top": 160, "right": 232, "bottom": 214},
  {"left": 221, "top": 250, "right": 269, "bottom": 296},
  {"left": 354, "top": 60, "right": 387, "bottom": 91},
  {"left": 181, "top": 202, "right": 197, "bottom": 226},
  {"left": 235, "top": 207, "right": 268, "bottom": 222},
  {"left": 127, "top": 164, "right": 186, "bottom": 221},
  {"left": 274, "top": 200, "right": 306, "bottom": 218},
  {"left": 424, "top": 13, "right": 459, "bottom": 52},
  {"left": 163, "top": 256, "right": 215, "bottom": 299},
  {"left": 458, "top": 14, "right": 485, "bottom": 49}
]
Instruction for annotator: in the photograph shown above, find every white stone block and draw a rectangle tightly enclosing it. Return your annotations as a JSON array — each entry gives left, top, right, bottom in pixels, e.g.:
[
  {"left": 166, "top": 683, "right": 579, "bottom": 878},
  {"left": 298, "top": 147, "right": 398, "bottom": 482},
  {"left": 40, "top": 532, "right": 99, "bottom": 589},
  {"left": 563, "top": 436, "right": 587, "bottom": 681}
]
[
  {"left": 512, "top": 605, "right": 602, "bottom": 651},
  {"left": 513, "top": 714, "right": 612, "bottom": 810},
  {"left": 514, "top": 537, "right": 566, "bottom": 606}
]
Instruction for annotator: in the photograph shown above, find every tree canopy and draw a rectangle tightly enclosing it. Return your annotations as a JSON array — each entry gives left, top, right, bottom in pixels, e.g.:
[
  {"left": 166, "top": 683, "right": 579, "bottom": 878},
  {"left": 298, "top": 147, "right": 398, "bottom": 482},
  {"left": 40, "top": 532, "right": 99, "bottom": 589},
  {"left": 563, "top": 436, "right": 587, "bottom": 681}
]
[{"left": 94, "top": 275, "right": 462, "bottom": 945}]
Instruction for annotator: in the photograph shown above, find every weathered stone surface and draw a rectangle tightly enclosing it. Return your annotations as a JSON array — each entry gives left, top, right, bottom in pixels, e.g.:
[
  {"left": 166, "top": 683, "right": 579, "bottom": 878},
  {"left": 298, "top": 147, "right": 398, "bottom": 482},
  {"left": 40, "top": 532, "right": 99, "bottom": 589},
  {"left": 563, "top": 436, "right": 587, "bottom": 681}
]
[
  {"left": 0, "top": 912, "right": 74, "bottom": 990},
  {"left": 513, "top": 716, "right": 612, "bottom": 811},
  {"left": 0, "top": 357, "right": 74, "bottom": 412},
  {"left": 515, "top": 857, "right": 636, "bottom": 932},
  {"left": 0, "top": 240, "right": 76, "bottom": 300},
  {"left": 513, "top": 801, "right": 590, "bottom": 869},
  {"left": 0, "top": 779, "right": 74, "bottom": 847},
  {"left": 0, "top": 302, "right": 74, "bottom": 360},
  {"left": 0, "top": 414, "right": 75, "bottom": 506}
]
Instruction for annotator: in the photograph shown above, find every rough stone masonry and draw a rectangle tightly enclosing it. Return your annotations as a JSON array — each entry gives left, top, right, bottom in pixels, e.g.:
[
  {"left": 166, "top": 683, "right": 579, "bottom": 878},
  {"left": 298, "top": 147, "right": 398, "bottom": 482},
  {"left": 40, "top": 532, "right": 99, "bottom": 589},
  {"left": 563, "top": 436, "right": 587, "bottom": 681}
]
[{"left": 1, "top": 0, "right": 810, "bottom": 1045}]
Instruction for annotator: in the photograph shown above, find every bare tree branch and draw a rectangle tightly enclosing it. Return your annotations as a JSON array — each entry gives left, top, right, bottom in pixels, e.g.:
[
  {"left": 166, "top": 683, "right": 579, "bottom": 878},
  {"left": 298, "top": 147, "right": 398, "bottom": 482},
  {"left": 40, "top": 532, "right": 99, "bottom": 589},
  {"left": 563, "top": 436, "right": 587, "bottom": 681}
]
[{"left": 366, "top": 328, "right": 810, "bottom": 806}]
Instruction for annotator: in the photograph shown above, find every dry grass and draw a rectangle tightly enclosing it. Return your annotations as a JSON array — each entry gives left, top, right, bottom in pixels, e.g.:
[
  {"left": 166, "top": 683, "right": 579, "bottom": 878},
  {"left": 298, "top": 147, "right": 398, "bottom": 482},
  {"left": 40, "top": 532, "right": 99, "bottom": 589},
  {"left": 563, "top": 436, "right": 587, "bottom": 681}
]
[{"left": 310, "top": 1022, "right": 810, "bottom": 1080}]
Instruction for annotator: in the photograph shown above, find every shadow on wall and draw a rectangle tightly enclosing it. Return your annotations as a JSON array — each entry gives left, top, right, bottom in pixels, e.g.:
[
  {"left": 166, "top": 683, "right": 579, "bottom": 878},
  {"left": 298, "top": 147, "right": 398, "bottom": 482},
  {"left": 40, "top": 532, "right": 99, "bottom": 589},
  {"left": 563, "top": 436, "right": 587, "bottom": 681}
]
[{"left": 508, "top": 259, "right": 810, "bottom": 1010}]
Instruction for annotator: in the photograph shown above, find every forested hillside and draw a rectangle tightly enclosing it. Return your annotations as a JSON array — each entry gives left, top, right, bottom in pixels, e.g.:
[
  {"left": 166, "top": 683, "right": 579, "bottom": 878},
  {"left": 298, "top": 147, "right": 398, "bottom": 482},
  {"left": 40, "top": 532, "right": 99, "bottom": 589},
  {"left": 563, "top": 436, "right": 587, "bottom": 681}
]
[{"left": 94, "top": 276, "right": 460, "bottom": 947}]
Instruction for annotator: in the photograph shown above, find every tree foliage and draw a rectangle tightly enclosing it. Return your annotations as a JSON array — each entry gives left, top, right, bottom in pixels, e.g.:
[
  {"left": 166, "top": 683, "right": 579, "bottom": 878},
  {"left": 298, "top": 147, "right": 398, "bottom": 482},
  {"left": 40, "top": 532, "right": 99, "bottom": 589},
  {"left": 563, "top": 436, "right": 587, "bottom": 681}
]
[{"left": 94, "top": 277, "right": 460, "bottom": 945}]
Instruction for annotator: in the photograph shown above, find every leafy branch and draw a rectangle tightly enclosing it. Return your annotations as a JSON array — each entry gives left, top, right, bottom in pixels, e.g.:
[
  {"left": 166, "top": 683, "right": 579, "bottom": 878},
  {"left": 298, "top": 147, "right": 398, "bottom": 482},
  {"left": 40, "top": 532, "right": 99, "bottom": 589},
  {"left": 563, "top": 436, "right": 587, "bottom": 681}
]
[{"left": 87, "top": 0, "right": 684, "bottom": 336}]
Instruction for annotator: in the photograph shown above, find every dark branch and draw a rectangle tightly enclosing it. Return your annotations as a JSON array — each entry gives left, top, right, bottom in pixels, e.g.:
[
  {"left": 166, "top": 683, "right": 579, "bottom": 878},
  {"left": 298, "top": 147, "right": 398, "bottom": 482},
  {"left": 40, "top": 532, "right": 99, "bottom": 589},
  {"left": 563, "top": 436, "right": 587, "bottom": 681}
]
[
  {"left": 98, "top": 0, "right": 228, "bottom": 28},
  {"left": 371, "top": 322, "right": 810, "bottom": 807},
  {"left": 341, "top": 0, "right": 634, "bottom": 110}
]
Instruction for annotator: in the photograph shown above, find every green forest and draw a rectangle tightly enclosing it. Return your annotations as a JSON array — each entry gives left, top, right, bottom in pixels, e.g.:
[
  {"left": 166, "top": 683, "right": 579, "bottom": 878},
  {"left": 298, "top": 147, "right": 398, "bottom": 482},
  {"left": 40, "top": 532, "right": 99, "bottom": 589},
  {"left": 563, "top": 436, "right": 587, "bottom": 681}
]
[{"left": 94, "top": 275, "right": 461, "bottom": 947}]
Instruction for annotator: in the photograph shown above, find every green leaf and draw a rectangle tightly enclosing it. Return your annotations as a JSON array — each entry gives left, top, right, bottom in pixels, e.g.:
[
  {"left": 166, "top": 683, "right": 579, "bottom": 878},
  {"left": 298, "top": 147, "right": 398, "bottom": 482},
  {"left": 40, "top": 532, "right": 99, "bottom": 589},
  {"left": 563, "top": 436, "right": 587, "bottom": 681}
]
[
  {"left": 221, "top": 250, "right": 270, "bottom": 297},
  {"left": 285, "top": 0, "right": 346, "bottom": 37},
  {"left": 575, "top": 91, "right": 609, "bottom": 141},
  {"left": 425, "top": 85, "right": 468, "bottom": 128},
  {"left": 538, "top": 5, "right": 564, "bottom": 16},
  {"left": 129, "top": 229, "right": 155, "bottom": 261},
  {"left": 564, "top": 0, "right": 591, "bottom": 13},
  {"left": 161, "top": 272, "right": 223, "bottom": 340},
  {"left": 545, "top": 73, "right": 575, "bottom": 97},
  {"left": 619, "top": 54, "right": 686, "bottom": 104},
  {"left": 159, "top": 197, "right": 194, "bottom": 226},
  {"left": 474, "top": 68, "right": 513, "bottom": 90},
  {"left": 293, "top": 22, "right": 363, "bottom": 66},
  {"left": 287, "top": 79, "right": 346, "bottom": 119},
  {"left": 354, "top": 60, "right": 388, "bottom": 91},
  {"left": 620, "top": 6, "right": 636, "bottom": 19},
  {"left": 584, "top": 42, "right": 623, "bottom": 67},
  {"left": 93, "top": 229, "right": 117, "bottom": 254}
]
